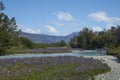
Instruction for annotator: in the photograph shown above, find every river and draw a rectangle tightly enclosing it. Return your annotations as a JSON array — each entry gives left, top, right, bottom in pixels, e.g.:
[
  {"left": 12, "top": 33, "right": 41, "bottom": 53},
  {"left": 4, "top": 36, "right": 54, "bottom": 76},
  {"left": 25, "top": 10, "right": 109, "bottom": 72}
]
[{"left": 0, "top": 50, "right": 106, "bottom": 59}]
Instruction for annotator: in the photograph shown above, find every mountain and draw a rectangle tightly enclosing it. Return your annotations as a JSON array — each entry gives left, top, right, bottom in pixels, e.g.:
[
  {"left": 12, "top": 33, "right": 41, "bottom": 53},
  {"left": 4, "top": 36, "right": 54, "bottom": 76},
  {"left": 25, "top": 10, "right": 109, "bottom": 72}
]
[
  {"left": 20, "top": 32, "right": 79, "bottom": 43},
  {"left": 66, "top": 32, "right": 79, "bottom": 39}
]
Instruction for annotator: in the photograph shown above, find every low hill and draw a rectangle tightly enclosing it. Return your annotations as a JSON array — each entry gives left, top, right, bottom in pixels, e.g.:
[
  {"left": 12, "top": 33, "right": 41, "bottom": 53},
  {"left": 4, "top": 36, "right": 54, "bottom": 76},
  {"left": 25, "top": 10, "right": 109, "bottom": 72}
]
[{"left": 20, "top": 32, "right": 79, "bottom": 43}]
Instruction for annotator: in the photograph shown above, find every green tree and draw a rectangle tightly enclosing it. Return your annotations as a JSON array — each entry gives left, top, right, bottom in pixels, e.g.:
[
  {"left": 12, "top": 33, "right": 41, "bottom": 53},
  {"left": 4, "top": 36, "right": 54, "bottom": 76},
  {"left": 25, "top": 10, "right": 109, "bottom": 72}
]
[
  {"left": 77, "top": 33, "right": 87, "bottom": 48},
  {"left": 0, "top": 2, "right": 19, "bottom": 55},
  {"left": 115, "top": 26, "right": 120, "bottom": 47},
  {"left": 0, "top": 14, "right": 18, "bottom": 55},
  {"left": 76, "top": 28, "right": 95, "bottom": 49},
  {"left": 70, "top": 35, "right": 78, "bottom": 48},
  {"left": 0, "top": 2, "right": 5, "bottom": 11},
  {"left": 20, "top": 37, "right": 34, "bottom": 49},
  {"left": 59, "top": 40, "right": 67, "bottom": 47}
]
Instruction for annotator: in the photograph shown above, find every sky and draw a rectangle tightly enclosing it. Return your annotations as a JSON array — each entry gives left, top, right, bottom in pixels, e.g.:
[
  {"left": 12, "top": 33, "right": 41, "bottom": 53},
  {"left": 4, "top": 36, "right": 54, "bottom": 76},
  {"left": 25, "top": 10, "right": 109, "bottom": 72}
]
[{"left": 2, "top": 0, "right": 120, "bottom": 36}]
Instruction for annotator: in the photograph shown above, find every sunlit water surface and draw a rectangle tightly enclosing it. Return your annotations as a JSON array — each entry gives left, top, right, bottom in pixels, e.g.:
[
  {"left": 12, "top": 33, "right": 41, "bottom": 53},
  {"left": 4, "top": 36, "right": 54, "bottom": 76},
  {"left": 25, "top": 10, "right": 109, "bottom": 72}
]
[{"left": 0, "top": 50, "right": 106, "bottom": 59}]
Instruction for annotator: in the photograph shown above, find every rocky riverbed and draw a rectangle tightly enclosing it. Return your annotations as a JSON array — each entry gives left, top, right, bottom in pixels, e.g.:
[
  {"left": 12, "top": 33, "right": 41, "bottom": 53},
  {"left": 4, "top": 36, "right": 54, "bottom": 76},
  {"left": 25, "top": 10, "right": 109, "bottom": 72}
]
[{"left": 84, "top": 56, "right": 120, "bottom": 80}]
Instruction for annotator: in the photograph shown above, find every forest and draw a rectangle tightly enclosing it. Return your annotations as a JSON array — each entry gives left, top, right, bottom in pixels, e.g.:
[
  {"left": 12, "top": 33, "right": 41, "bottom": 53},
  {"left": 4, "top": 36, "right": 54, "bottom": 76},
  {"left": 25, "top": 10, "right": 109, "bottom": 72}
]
[{"left": 70, "top": 27, "right": 120, "bottom": 58}]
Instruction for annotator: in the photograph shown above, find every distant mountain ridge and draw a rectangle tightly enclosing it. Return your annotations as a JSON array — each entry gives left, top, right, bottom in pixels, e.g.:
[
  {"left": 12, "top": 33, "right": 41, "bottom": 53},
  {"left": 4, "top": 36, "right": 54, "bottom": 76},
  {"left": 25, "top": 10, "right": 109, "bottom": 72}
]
[{"left": 20, "top": 32, "right": 79, "bottom": 43}]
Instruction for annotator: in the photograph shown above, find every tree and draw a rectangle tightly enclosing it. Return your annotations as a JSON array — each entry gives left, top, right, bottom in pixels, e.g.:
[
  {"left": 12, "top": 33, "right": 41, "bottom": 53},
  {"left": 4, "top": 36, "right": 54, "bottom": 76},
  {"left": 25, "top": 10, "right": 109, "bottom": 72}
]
[
  {"left": 77, "top": 32, "right": 87, "bottom": 48},
  {"left": 76, "top": 28, "right": 95, "bottom": 49},
  {"left": 20, "top": 37, "right": 34, "bottom": 49},
  {"left": 115, "top": 26, "right": 120, "bottom": 46},
  {"left": 0, "top": 2, "right": 19, "bottom": 55},
  {"left": 0, "top": 2, "right": 5, "bottom": 11},
  {"left": 59, "top": 40, "right": 67, "bottom": 47},
  {"left": 70, "top": 35, "right": 78, "bottom": 48}
]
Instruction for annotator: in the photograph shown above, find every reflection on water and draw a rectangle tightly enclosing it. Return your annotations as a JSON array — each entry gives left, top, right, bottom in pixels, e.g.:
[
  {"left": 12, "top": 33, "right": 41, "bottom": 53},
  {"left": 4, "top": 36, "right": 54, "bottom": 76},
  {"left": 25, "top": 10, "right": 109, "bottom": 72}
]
[{"left": 0, "top": 50, "right": 106, "bottom": 59}]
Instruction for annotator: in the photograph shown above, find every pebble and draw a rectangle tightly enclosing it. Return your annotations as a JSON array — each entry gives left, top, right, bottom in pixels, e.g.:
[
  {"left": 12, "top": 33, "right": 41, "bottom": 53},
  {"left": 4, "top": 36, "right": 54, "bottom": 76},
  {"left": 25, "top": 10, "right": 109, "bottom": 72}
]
[{"left": 84, "top": 56, "right": 120, "bottom": 80}]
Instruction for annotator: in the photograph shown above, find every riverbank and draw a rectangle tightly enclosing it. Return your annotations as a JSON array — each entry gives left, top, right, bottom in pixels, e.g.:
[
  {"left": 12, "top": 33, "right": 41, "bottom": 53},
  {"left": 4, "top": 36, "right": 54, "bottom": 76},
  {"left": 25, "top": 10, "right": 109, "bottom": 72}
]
[
  {"left": 84, "top": 55, "right": 120, "bottom": 80},
  {"left": 12, "top": 47, "right": 74, "bottom": 53}
]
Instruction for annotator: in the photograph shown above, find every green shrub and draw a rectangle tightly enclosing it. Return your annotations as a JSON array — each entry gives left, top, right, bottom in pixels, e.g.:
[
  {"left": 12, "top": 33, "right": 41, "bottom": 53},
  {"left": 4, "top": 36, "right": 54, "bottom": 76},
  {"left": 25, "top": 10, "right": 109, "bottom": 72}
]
[{"left": 107, "top": 47, "right": 120, "bottom": 58}]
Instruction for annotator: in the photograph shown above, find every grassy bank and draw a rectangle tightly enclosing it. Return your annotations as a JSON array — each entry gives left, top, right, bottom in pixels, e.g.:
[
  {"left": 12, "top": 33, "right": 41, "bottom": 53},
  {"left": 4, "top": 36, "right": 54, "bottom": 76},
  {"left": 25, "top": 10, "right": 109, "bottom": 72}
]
[
  {"left": 14, "top": 50, "right": 72, "bottom": 54},
  {"left": 9, "top": 47, "right": 72, "bottom": 54},
  {"left": 107, "top": 47, "right": 120, "bottom": 59},
  {"left": 0, "top": 56, "right": 110, "bottom": 80}
]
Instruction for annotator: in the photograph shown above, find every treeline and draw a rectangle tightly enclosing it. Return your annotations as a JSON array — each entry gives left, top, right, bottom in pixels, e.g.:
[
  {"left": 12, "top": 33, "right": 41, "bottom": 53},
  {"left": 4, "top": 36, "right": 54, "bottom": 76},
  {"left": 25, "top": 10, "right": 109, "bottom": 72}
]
[
  {"left": 70, "top": 26, "right": 120, "bottom": 58},
  {"left": 35, "top": 40, "right": 67, "bottom": 48},
  {"left": 19, "top": 38, "right": 68, "bottom": 49}
]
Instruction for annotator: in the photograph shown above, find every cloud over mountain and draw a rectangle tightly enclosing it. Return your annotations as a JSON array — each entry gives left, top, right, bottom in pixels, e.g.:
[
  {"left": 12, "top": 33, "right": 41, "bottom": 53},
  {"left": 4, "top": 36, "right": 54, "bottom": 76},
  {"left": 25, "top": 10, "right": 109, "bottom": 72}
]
[{"left": 45, "top": 25, "right": 59, "bottom": 35}]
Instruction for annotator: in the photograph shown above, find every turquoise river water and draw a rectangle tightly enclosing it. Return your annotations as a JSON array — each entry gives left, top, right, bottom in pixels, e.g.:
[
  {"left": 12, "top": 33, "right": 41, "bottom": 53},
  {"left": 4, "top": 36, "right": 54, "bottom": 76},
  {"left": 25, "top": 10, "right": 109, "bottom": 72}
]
[{"left": 0, "top": 50, "right": 106, "bottom": 59}]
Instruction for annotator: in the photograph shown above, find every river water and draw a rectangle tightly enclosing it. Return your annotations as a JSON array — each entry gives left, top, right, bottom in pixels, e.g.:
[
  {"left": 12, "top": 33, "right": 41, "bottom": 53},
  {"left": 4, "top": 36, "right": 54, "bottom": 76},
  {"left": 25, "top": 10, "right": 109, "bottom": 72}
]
[{"left": 0, "top": 50, "right": 106, "bottom": 59}]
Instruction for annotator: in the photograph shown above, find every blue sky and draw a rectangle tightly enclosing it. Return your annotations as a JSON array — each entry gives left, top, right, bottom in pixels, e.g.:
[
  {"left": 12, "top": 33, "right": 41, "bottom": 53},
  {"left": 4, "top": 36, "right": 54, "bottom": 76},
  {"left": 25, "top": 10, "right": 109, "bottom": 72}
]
[{"left": 2, "top": 0, "right": 120, "bottom": 36}]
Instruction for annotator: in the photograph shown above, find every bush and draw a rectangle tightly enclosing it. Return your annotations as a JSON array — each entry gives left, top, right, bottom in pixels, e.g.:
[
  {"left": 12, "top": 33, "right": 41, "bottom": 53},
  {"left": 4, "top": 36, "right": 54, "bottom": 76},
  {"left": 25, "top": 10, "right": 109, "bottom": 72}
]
[{"left": 107, "top": 47, "right": 120, "bottom": 58}]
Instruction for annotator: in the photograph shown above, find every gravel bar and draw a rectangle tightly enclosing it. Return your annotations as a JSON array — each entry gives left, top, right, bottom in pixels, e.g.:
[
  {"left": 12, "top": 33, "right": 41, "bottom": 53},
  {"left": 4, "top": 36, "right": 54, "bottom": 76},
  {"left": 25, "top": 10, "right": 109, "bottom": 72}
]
[{"left": 84, "top": 56, "right": 120, "bottom": 80}]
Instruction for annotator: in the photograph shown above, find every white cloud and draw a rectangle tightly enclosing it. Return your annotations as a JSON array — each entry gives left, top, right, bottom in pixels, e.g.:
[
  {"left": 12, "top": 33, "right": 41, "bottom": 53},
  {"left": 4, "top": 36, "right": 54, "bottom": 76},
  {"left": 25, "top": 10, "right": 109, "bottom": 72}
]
[
  {"left": 88, "top": 11, "right": 113, "bottom": 23},
  {"left": 56, "top": 11, "right": 74, "bottom": 21},
  {"left": 18, "top": 25, "right": 41, "bottom": 34},
  {"left": 45, "top": 25, "right": 59, "bottom": 35},
  {"left": 88, "top": 11, "right": 120, "bottom": 30},
  {"left": 88, "top": 11, "right": 120, "bottom": 28},
  {"left": 91, "top": 26, "right": 103, "bottom": 32}
]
